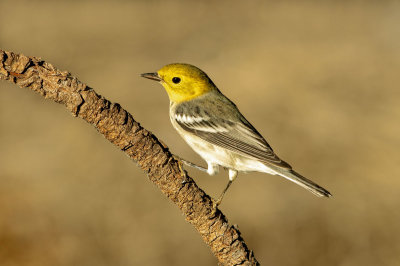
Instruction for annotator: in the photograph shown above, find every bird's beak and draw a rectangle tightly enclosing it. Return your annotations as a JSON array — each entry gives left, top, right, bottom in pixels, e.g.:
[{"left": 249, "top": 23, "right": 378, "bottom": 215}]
[{"left": 141, "top": 72, "right": 162, "bottom": 82}]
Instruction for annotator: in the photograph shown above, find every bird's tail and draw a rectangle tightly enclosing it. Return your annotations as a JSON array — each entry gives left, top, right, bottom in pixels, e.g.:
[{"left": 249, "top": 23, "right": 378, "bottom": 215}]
[{"left": 274, "top": 168, "right": 332, "bottom": 198}]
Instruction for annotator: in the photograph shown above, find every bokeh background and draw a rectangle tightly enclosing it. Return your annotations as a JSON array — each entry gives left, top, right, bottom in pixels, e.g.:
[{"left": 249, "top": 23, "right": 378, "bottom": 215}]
[{"left": 1, "top": 1, "right": 399, "bottom": 265}]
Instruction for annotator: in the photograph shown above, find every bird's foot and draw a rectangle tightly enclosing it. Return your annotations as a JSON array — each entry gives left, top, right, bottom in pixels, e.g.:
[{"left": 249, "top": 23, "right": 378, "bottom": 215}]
[
  {"left": 210, "top": 197, "right": 222, "bottom": 216},
  {"left": 172, "top": 155, "right": 189, "bottom": 184}
]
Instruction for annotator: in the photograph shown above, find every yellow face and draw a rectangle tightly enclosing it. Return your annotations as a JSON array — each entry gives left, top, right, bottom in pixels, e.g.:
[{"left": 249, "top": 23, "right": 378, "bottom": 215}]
[{"left": 156, "top": 63, "right": 216, "bottom": 103}]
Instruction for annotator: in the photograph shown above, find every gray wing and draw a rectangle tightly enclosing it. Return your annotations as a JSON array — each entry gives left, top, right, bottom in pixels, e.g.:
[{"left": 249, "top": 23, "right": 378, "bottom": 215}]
[{"left": 174, "top": 101, "right": 292, "bottom": 170}]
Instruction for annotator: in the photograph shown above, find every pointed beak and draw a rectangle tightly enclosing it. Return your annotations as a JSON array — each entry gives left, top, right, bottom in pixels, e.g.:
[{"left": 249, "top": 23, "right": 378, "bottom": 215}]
[{"left": 141, "top": 72, "right": 162, "bottom": 82}]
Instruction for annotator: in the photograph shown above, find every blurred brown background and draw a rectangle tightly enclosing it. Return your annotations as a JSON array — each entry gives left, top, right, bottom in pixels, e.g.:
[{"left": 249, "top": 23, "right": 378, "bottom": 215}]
[{"left": 1, "top": 1, "right": 399, "bottom": 265}]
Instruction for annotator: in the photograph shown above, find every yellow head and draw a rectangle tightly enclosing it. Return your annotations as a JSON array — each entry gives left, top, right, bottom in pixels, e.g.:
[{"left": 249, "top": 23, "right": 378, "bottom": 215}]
[{"left": 141, "top": 63, "right": 217, "bottom": 103}]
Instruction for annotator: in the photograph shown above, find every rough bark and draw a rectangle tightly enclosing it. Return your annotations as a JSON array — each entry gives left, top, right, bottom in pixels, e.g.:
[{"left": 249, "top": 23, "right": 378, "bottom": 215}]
[{"left": 0, "top": 49, "right": 259, "bottom": 266}]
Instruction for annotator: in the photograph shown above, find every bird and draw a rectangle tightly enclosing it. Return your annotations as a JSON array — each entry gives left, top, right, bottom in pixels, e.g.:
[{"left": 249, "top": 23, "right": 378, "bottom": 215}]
[{"left": 141, "top": 63, "right": 331, "bottom": 206}]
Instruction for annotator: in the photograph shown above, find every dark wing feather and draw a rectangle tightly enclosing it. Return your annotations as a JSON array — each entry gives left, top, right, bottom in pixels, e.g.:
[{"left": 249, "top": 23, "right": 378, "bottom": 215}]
[{"left": 174, "top": 104, "right": 291, "bottom": 169}]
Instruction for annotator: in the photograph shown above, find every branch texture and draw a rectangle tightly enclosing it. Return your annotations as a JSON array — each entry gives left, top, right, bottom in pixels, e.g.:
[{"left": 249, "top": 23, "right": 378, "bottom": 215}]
[{"left": 0, "top": 50, "right": 259, "bottom": 266}]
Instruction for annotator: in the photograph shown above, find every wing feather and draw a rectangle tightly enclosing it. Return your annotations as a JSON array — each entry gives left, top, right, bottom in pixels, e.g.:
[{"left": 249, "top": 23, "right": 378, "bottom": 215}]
[{"left": 174, "top": 104, "right": 291, "bottom": 169}]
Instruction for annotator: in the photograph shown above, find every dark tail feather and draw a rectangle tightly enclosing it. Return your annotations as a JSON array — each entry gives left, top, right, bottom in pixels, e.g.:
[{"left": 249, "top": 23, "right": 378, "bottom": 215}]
[{"left": 276, "top": 169, "right": 332, "bottom": 198}]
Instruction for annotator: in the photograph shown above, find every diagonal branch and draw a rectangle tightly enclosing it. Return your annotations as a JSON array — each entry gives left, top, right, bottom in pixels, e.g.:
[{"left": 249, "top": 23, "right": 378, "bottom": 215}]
[{"left": 0, "top": 49, "right": 259, "bottom": 266}]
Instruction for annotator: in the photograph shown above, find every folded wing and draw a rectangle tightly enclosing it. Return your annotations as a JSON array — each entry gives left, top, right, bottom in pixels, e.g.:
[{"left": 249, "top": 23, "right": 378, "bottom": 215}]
[{"left": 174, "top": 103, "right": 292, "bottom": 170}]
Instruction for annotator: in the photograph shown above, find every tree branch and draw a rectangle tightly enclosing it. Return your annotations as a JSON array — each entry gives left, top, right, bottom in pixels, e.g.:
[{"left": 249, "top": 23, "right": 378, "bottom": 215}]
[{"left": 0, "top": 49, "right": 259, "bottom": 266}]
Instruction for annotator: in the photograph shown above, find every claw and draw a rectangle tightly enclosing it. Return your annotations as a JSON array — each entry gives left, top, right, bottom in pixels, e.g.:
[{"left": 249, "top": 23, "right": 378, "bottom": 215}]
[
  {"left": 173, "top": 155, "right": 189, "bottom": 184},
  {"left": 210, "top": 198, "right": 220, "bottom": 216}
]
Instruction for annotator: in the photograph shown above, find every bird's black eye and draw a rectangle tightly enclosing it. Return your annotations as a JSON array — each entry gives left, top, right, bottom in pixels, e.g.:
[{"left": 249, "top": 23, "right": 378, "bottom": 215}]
[{"left": 172, "top": 77, "right": 181, "bottom": 84}]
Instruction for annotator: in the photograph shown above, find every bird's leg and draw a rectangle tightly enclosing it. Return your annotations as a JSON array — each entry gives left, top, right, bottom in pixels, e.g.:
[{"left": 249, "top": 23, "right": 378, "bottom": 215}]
[
  {"left": 213, "top": 169, "right": 238, "bottom": 208},
  {"left": 173, "top": 155, "right": 208, "bottom": 173}
]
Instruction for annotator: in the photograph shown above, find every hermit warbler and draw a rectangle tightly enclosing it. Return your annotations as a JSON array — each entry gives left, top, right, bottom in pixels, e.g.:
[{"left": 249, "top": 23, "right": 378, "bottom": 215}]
[{"left": 142, "top": 63, "right": 331, "bottom": 205}]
